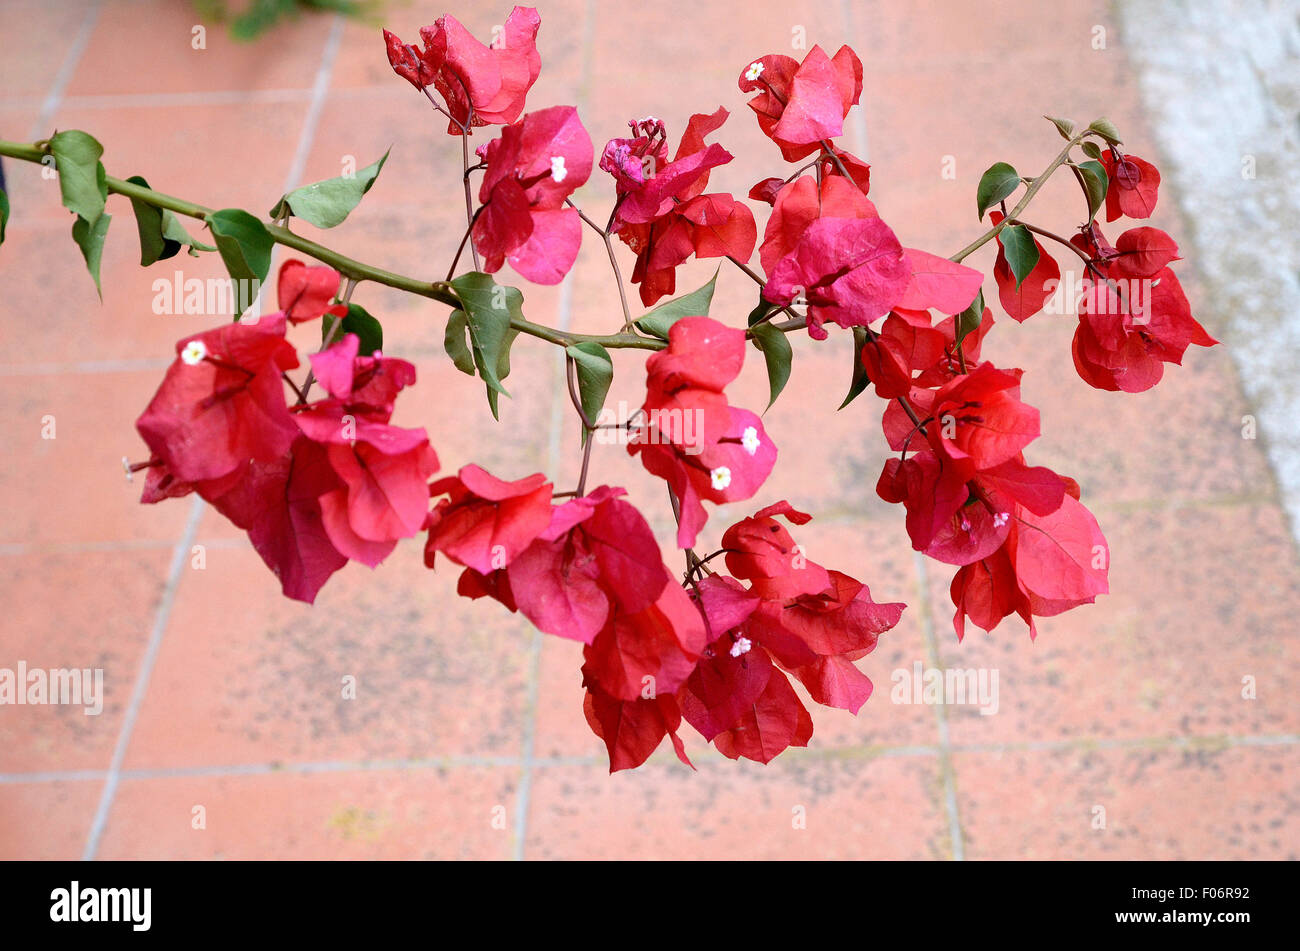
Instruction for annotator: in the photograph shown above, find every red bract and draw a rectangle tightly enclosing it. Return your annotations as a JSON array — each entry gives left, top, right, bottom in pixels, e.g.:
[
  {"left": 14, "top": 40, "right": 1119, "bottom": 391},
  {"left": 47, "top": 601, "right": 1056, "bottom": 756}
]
[
  {"left": 758, "top": 174, "right": 876, "bottom": 277},
  {"left": 1110, "top": 226, "right": 1181, "bottom": 280},
  {"left": 583, "top": 685, "right": 693, "bottom": 773},
  {"left": 737, "top": 45, "right": 862, "bottom": 161},
  {"left": 382, "top": 7, "right": 541, "bottom": 131},
  {"left": 209, "top": 435, "right": 349, "bottom": 603},
  {"left": 472, "top": 104, "right": 593, "bottom": 284},
  {"left": 860, "top": 308, "right": 993, "bottom": 399},
  {"left": 988, "top": 211, "right": 1060, "bottom": 322},
  {"left": 950, "top": 493, "right": 1108, "bottom": 640},
  {"left": 136, "top": 315, "right": 301, "bottom": 485},
  {"left": 602, "top": 111, "right": 756, "bottom": 306},
  {"left": 455, "top": 486, "right": 672, "bottom": 645},
  {"left": 317, "top": 424, "right": 440, "bottom": 567},
  {"left": 304, "top": 333, "right": 418, "bottom": 421},
  {"left": 1101, "top": 150, "right": 1160, "bottom": 221},
  {"left": 628, "top": 317, "right": 776, "bottom": 548},
  {"left": 1067, "top": 224, "right": 1216, "bottom": 392},
  {"left": 876, "top": 365, "right": 1045, "bottom": 560},
  {"left": 896, "top": 248, "right": 984, "bottom": 316},
  {"left": 582, "top": 579, "right": 707, "bottom": 701},
  {"left": 764, "top": 214, "right": 910, "bottom": 339},
  {"left": 721, "top": 501, "right": 828, "bottom": 600},
  {"left": 424, "top": 465, "right": 553, "bottom": 574},
  {"left": 289, "top": 336, "right": 439, "bottom": 567},
  {"left": 277, "top": 259, "right": 346, "bottom": 324},
  {"left": 667, "top": 504, "right": 904, "bottom": 763}
]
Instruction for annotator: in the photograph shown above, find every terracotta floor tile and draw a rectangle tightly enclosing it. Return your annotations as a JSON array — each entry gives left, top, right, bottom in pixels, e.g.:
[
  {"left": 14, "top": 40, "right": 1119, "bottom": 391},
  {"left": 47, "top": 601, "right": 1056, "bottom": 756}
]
[
  {"left": 0, "top": 107, "right": 39, "bottom": 147},
  {"left": 123, "top": 542, "right": 533, "bottom": 769},
  {"left": 928, "top": 502, "right": 1300, "bottom": 746},
  {"left": 954, "top": 744, "right": 1300, "bottom": 860},
  {"left": 0, "top": 548, "right": 171, "bottom": 772},
  {"left": 64, "top": 0, "right": 335, "bottom": 98},
  {"left": 999, "top": 319, "right": 1267, "bottom": 505},
  {"left": 96, "top": 767, "right": 516, "bottom": 859},
  {"left": 0, "top": 212, "right": 250, "bottom": 366},
  {"left": 0, "top": 780, "right": 100, "bottom": 860},
  {"left": 0, "top": 372, "right": 193, "bottom": 545},
  {"left": 0, "top": 0, "right": 1291, "bottom": 861},
  {"left": 41, "top": 102, "right": 310, "bottom": 220},
  {"left": 524, "top": 753, "right": 951, "bottom": 859},
  {"left": 0, "top": 0, "right": 99, "bottom": 104}
]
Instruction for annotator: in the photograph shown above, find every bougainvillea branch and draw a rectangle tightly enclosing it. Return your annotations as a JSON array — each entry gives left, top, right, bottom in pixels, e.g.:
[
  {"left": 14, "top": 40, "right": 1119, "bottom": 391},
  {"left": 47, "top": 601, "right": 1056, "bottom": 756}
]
[{"left": 0, "top": 7, "right": 1217, "bottom": 773}]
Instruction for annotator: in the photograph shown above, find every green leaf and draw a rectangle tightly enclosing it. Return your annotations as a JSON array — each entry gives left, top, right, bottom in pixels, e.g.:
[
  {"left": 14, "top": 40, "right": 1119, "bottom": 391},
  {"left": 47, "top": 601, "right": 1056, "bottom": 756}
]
[
  {"left": 0, "top": 187, "right": 9, "bottom": 246},
  {"left": 443, "top": 310, "right": 476, "bottom": 375},
  {"left": 326, "top": 302, "right": 383, "bottom": 355},
  {"left": 634, "top": 270, "right": 718, "bottom": 338},
  {"left": 566, "top": 342, "right": 614, "bottom": 441},
  {"left": 449, "top": 271, "right": 522, "bottom": 419},
  {"left": 749, "top": 323, "right": 792, "bottom": 411},
  {"left": 162, "top": 211, "right": 215, "bottom": 256},
  {"left": 746, "top": 291, "right": 777, "bottom": 327},
  {"left": 1045, "top": 116, "right": 1075, "bottom": 140},
  {"left": 1000, "top": 225, "right": 1040, "bottom": 290},
  {"left": 838, "top": 326, "right": 871, "bottom": 410},
  {"left": 49, "top": 130, "right": 107, "bottom": 224},
  {"left": 1080, "top": 141, "right": 1103, "bottom": 161},
  {"left": 1087, "top": 117, "right": 1122, "bottom": 146},
  {"left": 976, "top": 162, "right": 1020, "bottom": 220},
  {"left": 71, "top": 211, "right": 111, "bottom": 299},
  {"left": 486, "top": 328, "right": 520, "bottom": 419},
  {"left": 269, "top": 149, "right": 390, "bottom": 229},
  {"left": 954, "top": 288, "right": 985, "bottom": 349},
  {"left": 207, "top": 208, "right": 273, "bottom": 318},
  {"left": 125, "top": 175, "right": 214, "bottom": 265},
  {"left": 1075, "top": 160, "right": 1109, "bottom": 222}
]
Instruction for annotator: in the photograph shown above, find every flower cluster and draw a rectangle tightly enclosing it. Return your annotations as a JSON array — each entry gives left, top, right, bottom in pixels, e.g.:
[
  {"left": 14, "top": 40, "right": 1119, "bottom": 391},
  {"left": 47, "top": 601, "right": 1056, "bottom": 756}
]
[
  {"left": 114, "top": 10, "right": 1219, "bottom": 773},
  {"left": 136, "top": 262, "right": 437, "bottom": 603}
]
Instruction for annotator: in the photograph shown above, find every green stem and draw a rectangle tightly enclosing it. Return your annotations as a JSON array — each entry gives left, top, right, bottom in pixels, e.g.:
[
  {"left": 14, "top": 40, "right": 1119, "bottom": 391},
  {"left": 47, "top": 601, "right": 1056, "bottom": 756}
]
[
  {"left": 0, "top": 138, "right": 671, "bottom": 351},
  {"left": 949, "top": 129, "right": 1094, "bottom": 263}
]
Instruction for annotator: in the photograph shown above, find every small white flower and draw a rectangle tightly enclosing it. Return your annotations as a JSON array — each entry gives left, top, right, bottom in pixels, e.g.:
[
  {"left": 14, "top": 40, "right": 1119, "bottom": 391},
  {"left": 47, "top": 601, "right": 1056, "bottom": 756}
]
[
  {"left": 710, "top": 466, "right": 732, "bottom": 491},
  {"left": 745, "top": 61, "right": 765, "bottom": 82},
  {"left": 741, "top": 425, "right": 760, "bottom": 456},
  {"left": 993, "top": 512, "right": 1010, "bottom": 528},
  {"left": 550, "top": 155, "right": 567, "bottom": 182},
  {"left": 729, "top": 636, "right": 752, "bottom": 658},
  {"left": 181, "top": 340, "right": 207, "bottom": 365}
]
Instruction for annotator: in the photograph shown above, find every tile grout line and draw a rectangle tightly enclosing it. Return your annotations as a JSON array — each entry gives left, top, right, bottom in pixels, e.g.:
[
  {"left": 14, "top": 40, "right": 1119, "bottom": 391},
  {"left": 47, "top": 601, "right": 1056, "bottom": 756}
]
[
  {"left": 25, "top": 0, "right": 102, "bottom": 141},
  {"left": 912, "top": 550, "right": 966, "bottom": 860},
  {"left": 81, "top": 496, "right": 204, "bottom": 859},
  {"left": 11, "top": 730, "right": 1297, "bottom": 786},
  {"left": 79, "top": 14, "right": 346, "bottom": 861}
]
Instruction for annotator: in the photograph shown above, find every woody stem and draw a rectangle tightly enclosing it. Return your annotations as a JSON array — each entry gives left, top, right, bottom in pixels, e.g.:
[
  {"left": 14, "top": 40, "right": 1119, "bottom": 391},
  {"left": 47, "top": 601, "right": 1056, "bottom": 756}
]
[
  {"left": 0, "top": 139, "right": 820, "bottom": 357},
  {"left": 567, "top": 197, "right": 637, "bottom": 334}
]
